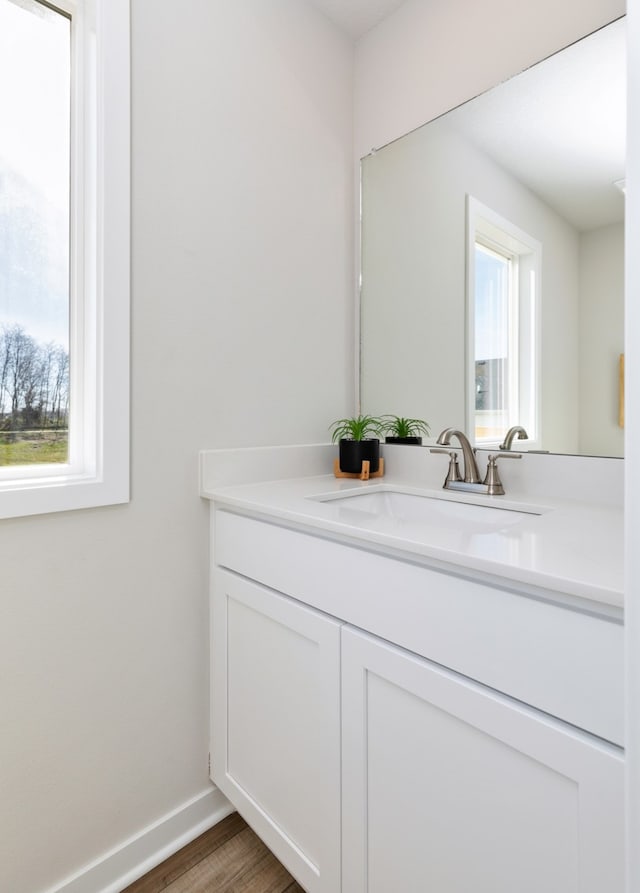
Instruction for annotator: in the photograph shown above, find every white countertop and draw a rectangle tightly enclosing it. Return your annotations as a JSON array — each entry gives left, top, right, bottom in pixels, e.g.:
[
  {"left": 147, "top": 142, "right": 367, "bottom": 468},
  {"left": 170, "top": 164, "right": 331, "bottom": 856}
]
[{"left": 202, "top": 470, "right": 623, "bottom": 611}]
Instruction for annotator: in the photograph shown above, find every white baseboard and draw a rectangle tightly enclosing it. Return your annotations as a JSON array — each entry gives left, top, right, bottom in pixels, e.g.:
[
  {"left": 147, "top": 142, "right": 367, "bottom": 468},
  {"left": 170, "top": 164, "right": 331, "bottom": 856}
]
[{"left": 44, "top": 786, "right": 234, "bottom": 893}]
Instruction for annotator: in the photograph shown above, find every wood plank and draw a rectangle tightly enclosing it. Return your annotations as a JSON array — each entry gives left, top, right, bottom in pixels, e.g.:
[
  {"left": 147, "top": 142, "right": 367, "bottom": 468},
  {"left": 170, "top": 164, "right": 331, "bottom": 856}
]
[
  {"left": 123, "top": 813, "right": 305, "bottom": 893},
  {"left": 162, "top": 826, "right": 293, "bottom": 893},
  {"left": 122, "top": 812, "right": 259, "bottom": 893}
]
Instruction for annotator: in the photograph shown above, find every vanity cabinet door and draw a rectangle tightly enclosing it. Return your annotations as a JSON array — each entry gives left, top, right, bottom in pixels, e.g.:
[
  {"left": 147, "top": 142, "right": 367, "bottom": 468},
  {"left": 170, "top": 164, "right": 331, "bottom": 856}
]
[
  {"left": 341, "top": 626, "right": 624, "bottom": 893},
  {"left": 211, "top": 569, "right": 341, "bottom": 893}
]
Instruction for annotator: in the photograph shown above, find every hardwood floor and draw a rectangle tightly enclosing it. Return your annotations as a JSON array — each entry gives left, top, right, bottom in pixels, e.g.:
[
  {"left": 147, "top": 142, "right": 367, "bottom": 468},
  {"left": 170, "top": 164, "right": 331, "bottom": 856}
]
[{"left": 121, "top": 812, "right": 305, "bottom": 893}]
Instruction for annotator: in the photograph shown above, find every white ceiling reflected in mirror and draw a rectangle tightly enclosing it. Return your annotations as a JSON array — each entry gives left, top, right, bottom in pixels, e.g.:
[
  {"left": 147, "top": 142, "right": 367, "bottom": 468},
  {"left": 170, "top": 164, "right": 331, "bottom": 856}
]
[{"left": 360, "top": 17, "right": 625, "bottom": 458}]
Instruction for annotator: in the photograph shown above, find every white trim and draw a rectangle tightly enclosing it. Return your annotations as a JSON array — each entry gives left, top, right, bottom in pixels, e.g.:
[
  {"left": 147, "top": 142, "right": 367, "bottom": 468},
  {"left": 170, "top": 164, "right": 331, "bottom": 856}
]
[
  {"left": 626, "top": 3, "right": 640, "bottom": 891},
  {"left": 355, "top": 158, "right": 363, "bottom": 415},
  {"left": 43, "top": 787, "right": 234, "bottom": 893}
]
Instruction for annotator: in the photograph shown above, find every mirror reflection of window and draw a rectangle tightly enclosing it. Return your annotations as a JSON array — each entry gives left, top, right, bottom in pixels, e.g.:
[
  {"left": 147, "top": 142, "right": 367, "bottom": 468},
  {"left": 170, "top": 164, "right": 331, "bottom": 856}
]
[
  {"left": 474, "top": 244, "right": 512, "bottom": 440},
  {"left": 467, "top": 197, "right": 540, "bottom": 448}
]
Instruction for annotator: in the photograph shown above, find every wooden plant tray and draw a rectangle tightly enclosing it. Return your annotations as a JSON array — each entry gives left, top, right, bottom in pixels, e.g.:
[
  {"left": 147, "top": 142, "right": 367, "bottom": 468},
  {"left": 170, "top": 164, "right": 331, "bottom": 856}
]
[{"left": 333, "top": 457, "right": 385, "bottom": 481}]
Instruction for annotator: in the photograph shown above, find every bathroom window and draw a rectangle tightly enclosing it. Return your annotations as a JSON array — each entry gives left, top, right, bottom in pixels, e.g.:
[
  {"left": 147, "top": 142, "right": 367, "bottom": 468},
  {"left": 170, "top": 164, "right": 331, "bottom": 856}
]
[
  {"left": 466, "top": 197, "right": 540, "bottom": 447},
  {"left": 0, "top": 0, "right": 130, "bottom": 518}
]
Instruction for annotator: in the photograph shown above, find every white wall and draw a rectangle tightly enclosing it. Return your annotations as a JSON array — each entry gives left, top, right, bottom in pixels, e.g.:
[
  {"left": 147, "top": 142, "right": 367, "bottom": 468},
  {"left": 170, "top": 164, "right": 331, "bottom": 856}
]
[
  {"left": 0, "top": 3, "right": 353, "bottom": 891},
  {"left": 579, "top": 222, "right": 625, "bottom": 457}
]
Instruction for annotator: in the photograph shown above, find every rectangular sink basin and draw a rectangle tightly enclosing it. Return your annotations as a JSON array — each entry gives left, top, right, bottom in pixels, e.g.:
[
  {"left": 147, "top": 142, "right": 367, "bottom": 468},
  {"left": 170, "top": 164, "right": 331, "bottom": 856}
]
[{"left": 312, "top": 489, "right": 542, "bottom": 532}]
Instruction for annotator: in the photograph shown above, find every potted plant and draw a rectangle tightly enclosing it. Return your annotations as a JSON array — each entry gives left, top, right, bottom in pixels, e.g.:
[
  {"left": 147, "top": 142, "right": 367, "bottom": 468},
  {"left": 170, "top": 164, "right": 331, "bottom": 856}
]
[
  {"left": 381, "top": 415, "right": 431, "bottom": 445},
  {"left": 329, "top": 415, "right": 384, "bottom": 474}
]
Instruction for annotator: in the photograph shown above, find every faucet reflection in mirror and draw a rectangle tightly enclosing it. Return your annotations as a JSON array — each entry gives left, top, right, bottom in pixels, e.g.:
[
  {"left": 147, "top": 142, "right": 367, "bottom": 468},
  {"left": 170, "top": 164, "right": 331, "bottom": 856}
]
[
  {"left": 360, "top": 17, "right": 625, "bottom": 459},
  {"left": 500, "top": 426, "right": 529, "bottom": 451}
]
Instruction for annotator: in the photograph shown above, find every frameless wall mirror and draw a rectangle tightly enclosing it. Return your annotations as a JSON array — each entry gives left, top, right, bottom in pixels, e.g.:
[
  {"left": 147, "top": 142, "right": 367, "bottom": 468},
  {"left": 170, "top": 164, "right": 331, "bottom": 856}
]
[{"left": 360, "top": 17, "right": 625, "bottom": 457}]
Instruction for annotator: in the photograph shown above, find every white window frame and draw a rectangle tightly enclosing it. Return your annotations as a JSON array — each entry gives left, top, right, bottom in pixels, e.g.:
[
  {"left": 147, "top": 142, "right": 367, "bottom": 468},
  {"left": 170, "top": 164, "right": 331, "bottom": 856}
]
[
  {"left": 466, "top": 196, "right": 541, "bottom": 449},
  {"left": 0, "top": 0, "right": 130, "bottom": 519}
]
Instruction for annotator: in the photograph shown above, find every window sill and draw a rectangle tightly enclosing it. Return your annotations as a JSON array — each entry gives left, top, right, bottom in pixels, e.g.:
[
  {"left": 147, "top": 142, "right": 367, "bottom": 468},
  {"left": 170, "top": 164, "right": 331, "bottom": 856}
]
[{"left": 0, "top": 471, "right": 129, "bottom": 519}]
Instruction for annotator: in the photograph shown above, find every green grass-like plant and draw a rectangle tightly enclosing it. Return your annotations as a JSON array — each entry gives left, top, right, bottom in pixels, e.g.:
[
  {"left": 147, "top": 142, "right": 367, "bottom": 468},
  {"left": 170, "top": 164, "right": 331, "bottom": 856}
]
[
  {"left": 329, "top": 415, "right": 384, "bottom": 443},
  {"left": 0, "top": 431, "right": 68, "bottom": 466},
  {"left": 381, "top": 415, "right": 431, "bottom": 438}
]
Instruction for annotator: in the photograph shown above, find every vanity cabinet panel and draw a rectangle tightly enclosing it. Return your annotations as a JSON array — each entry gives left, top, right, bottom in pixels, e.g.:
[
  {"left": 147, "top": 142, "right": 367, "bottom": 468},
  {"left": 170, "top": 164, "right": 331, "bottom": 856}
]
[
  {"left": 211, "top": 569, "right": 341, "bottom": 893},
  {"left": 215, "top": 510, "right": 623, "bottom": 746},
  {"left": 341, "top": 626, "right": 624, "bottom": 893}
]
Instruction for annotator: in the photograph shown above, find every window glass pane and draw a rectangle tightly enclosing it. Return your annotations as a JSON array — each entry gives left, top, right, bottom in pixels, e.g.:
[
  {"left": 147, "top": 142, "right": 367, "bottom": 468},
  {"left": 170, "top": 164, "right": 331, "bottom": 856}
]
[
  {"left": 0, "top": 0, "right": 70, "bottom": 466},
  {"left": 474, "top": 243, "right": 510, "bottom": 440}
]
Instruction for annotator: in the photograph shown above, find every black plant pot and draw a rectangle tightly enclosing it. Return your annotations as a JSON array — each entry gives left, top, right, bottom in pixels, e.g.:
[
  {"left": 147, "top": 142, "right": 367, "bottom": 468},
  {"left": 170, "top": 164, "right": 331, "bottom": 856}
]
[
  {"left": 339, "top": 438, "right": 380, "bottom": 474},
  {"left": 385, "top": 436, "right": 423, "bottom": 446}
]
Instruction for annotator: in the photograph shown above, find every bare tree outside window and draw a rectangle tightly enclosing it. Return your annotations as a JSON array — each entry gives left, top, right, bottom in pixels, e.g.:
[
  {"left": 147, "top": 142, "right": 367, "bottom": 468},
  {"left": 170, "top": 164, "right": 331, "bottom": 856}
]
[{"left": 0, "top": 324, "right": 69, "bottom": 464}]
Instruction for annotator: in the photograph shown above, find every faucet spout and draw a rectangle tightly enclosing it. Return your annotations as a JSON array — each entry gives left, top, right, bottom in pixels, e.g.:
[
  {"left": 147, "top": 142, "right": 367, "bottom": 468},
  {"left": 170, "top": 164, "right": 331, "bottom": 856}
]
[{"left": 435, "top": 428, "right": 482, "bottom": 483}]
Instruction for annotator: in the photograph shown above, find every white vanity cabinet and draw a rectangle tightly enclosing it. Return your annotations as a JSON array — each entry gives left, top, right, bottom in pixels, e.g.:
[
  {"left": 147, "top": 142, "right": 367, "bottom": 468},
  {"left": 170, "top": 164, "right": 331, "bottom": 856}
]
[
  {"left": 211, "top": 568, "right": 342, "bottom": 893},
  {"left": 341, "top": 626, "right": 624, "bottom": 893},
  {"left": 210, "top": 507, "right": 624, "bottom": 892}
]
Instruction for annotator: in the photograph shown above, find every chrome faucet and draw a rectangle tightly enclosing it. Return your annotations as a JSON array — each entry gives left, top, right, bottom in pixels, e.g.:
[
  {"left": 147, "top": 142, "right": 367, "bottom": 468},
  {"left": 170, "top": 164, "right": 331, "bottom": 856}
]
[
  {"left": 430, "top": 427, "right": 522, "bottom": 495},
  {"left": 435, "top": 427, "right": 481, "bottom": 483},
  {"left": 499, "top": 425, "right": 528, "bottom": 451}
]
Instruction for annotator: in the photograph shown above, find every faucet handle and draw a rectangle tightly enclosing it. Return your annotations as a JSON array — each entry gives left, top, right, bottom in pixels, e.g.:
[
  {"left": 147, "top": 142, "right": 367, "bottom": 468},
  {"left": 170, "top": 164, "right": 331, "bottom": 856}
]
[
  {"left": 430, "top": 448, "right": 462, "bottom": 486},
  {"left": 483, "top": 452, "right": 522, "bottom": 495}
]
